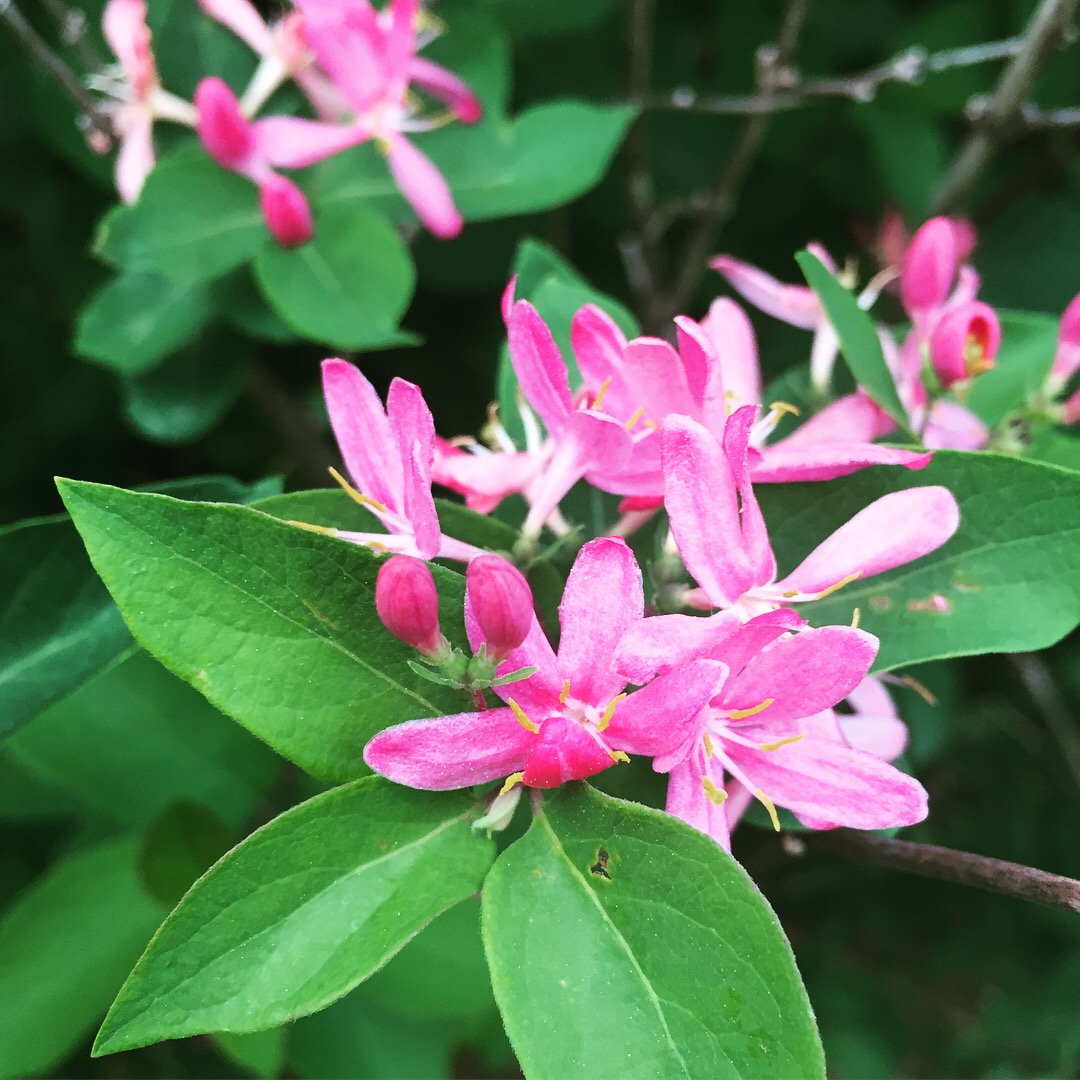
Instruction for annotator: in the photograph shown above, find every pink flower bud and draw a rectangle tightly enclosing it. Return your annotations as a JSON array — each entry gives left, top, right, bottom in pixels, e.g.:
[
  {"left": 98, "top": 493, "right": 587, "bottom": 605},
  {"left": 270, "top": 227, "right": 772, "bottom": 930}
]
[
  {"left": 259, "top": 175, "right": 314, "bottom": 247},
  {"left": 376, "top": 556, "right": 443, "bottom": 655},
  {"left": 195, "top": 77, "right": 254, "bottom": 171},
  {"left": 929, "top": 301, "right": 1001, "bottom": 389},
  {"left": 900, "top": 217, "right": 958, "bottom": 316},
  {"left": 1049, "top": 291, "right": 1080, "bottom": 391},
  {"left": 467, "top": 555, "right": 533, "bottom": 661}
]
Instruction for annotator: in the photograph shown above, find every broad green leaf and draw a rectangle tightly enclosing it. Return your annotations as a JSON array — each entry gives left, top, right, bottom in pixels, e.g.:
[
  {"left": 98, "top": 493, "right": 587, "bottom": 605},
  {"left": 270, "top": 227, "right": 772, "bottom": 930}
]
[
  {"left": 966, "top": 310, "right": 1058, "bottom": 426},
  {"left": 95, "top": 149, "right": 265, "bottom": 283},
  {"left": 139, "top": 801, "right": 235, "bottom": 907},
  {"left": 253, "top": 208, "right": 416, "bottom": 350},
  {"left": 217, "top": 269, "right": 301, "bottom": 344},
  {"left": 57, "top": 481, "right": 470, "bottom": 782},
  {"left": 0, "top": 476, "right": 278, "bottom": 741},
  {"left": 120, "top": 326, "right": 251, "bottom": 443},
  {"left": 796, "top": 250, "right": 914, "bottom": 437},
  {"left": 93, "top": 778, "right": 494, "bottom": 1054},
  {"left": 74, "top": 272, "right": 212, "bottom": 375},
  {"left": 0, "top": 835, "right": 166, "bottom": 1078},
  {"left": 7, "top": 650, "right": 279, "bottom": 829},
  {"left": 215, "top": 1028, "right": 288, "bottom": 1080},
  {"left": 483, "top": 784, "right": 823, "bottom": 1080},
  {"left": 759, "top": 449, "right": 1080, "bottom": 670}
]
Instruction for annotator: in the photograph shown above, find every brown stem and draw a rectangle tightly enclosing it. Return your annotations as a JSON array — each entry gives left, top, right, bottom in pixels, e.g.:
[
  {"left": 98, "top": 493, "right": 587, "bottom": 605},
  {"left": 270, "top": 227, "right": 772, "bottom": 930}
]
[
  {"left": 0, "top": 0, "right": 111, "bottom": 137},
  {"left": 933, "top": 0, "right": 1079, "bottom": 213},
  {"left": 808, "top": 828, "right": 1080, "bottom": 916}
]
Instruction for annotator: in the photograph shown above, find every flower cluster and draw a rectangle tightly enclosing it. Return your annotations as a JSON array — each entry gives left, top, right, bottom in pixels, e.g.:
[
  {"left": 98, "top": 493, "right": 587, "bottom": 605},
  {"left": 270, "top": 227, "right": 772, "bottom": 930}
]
[
  {"left": 307, "top": 222, "right": 1001, "bottom": 851},
  {"left": 92, "top": 0, "right": 481, "bottom": 244}
]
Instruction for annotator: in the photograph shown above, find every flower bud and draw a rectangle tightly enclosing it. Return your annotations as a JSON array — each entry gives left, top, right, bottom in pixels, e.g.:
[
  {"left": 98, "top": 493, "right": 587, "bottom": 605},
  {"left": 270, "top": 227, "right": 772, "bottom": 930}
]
[
  {"left": 259, "top": 175, "right": 314, "bottom": 247},
  {"left": 929, "top": 301, "right": 1001, "bottom": 389},
  {"left": 467, "top": 555, "right": 533, "bottom": 661},
  {"left": 1049, "top": 291, "right": 1080, "bottom": 393},
  {"left": 376, "top": 556, "right": 443, "bottom": 656},
  {"left": 900, "top": 217, "right": 958, "bottom": 316},
  {"left": 194, "top": 77, "right": 254, "bottom": 171}
]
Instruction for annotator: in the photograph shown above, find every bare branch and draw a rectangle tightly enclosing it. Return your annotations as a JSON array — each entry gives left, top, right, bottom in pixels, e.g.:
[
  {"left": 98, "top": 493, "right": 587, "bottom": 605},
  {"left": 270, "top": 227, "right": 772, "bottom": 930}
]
[
  {"left": 807, "top": 828, "right": 1080, "bottom": 917},
  {"left": 933, "top": 0, "right": 1080, "bottom": 212}
]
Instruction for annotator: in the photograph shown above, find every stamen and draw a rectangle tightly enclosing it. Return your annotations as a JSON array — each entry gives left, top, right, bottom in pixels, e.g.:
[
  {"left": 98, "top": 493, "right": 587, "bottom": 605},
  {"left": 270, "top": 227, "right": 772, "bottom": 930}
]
[
  {"left": 756, "top": 789, "right": 781, "bottom": 832},
  {"left": 702, "top": 776, "right": 728, "bottom": 805},
  {"left": 702, "top": 732, "right": 714, "bottom": 758},
  {"left": 499, "top": 771, "right": 525, "bottom": 796},
  {"left": 559, "top": 679, "right": 571, "bottom": 704},
  {"left": 897, "top": 674, "right": 937, "bottom": 706},
  {"left": 727, "top": 698, "right": 774, "bottom": 721},
  {"left": 328, "top": 467, "right": 388, "bottom": 514},
  {"left": 625, "top": 406, "right": 646, "bottom": 431},
  {"left": 608, "top": 749, "right": 630, "bottom": 764},
  {"left": 508, "top": 698, "right": 539, "bottom": 734},
  {"left": 288, "top": 520, "right": 340, "bottom": 537},
  {"left": 759, "top": 734, "right": 806, "bottom": 752},
  {"left": 813, "top": 570, "right": 862, "bottom": 601},
  {"left": 851, "top": 607, "right": 861, "bottom": 629},
  {"left": 591, "top": 376, "right": 613, "bottom": 410},
  {"left": 596, "top": 693, "right": 627, "bottom": 733},
  {"left": 768, "top": 400, "right": 801, "bottom": 418}
]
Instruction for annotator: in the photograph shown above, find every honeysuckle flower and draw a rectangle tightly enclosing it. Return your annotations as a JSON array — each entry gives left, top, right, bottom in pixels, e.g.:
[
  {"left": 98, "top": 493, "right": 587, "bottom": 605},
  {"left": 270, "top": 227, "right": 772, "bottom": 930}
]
[
  {"left": 466, "top": 555, "right": 533, "bottom": 661},
  {"left": 928, "top": 300, "right": 1001, "bottom": 389},
  {"left": 96, "top": 0, "right": 197, "bottom": 202},
  {"left": 375, "top": 555, "right": 445, "bottom": 657},
  {"left": 295, "top": 0, "right": 482, "bottom": 237},
  {"left": 364, "top": 537, "right": 729, "bottom": 791},
  {"left": 616, "top": 409, "right": 960, "bottom": 674},
  {"left": 648, "top": 623, "right": 928, "bottom": 850},
  {"left": 194, "top": 76, "right": 363, "bottom": 245},
  {"left": 319, "top": 359, "right": 484, "bottom": 561}
]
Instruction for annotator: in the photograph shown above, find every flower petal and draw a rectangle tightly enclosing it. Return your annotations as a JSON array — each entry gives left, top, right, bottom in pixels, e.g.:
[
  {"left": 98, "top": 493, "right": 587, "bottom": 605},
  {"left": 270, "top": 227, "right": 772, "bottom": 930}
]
[
  {"left": 521, "top": 717, "right": 613, "bottom": 788},
  {"left": 114, "top": 114, "right": 155, "bottom": 204},
  {"left": 710, "top": 254, "right": 821, "bottom": 330},
  {"left": 723, "top": 406, "right": 776, "bottom": 585},
  {"left": 698, "top": 297, "right": 760, "bottom": 411},
  {"left": 408, "top": 57, "right": 482, "bottom": 123},
  {"left": 620, "top": 338, "right": 695, "bottom": 421},
  {"left": 666, "top": 753, "right": 731, "bottom": 850},
  {"left": 387, "top": 378, "right": 441, "bottom": 560},
  {"left": 385, "top": 133, "right": 462, "bottom": 239},
  {"left": 614, "top": 610, "right": 743, "bottom": 683},
  {"left": 507, "top": 299, "right": 573, "bottom": 435},
  {"left": 197, "top": 0, "right": 274, "bottom": 54},
  {"left": 256, "top": 115, "right": 367, "bottom": 168},
  {"left": 363, "top": 707, "right": 531, "bottom": 789}
]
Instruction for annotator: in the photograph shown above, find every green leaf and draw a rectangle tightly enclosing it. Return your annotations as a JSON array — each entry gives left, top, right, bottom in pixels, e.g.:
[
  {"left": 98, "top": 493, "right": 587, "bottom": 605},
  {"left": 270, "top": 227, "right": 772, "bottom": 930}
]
[
  {"left": 74, "top": 272, "right": 213, "bottom": 375},
  {"left": 759, "top": 449, "right": 1080, "bottom": 670},
  {"left": 795, "top": 249, "right": 914, "bottom": 437},
  {"left": 965, "top": 310, "right": 1058, "bottom": 427},
  {"left": 57, "top": 481, "right": 470, "bottom": 783},
  {"left": 95, "top": 148, "right": 265, "bottom": 283},
  {"left": 7, "top": 650, "right": 279, "bottom": 829},
  {"left": 139, "top": 800, "right": 235, "bottom": 907},
  {"left": 0, "top": 835, "right": 166, "bottom": 1078},
  {"left": 483, "top": 784, "right": 823, "bottom": 1080},
  {"left": 215, "top": 1027, "right": 288, "bottom": 1080},
  {"left": 0, "top": 476, "right": 278, "bottom": 742},
  {"left": 253, "top": 208, "right": 416, "bottom": 350},
  {"left": 93, "top": 778, "right": 494, "bottom": 1054}
]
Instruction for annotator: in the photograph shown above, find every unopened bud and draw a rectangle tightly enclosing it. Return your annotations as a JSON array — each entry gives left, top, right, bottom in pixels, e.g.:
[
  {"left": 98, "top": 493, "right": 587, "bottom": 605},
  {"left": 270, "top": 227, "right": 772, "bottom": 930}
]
[
  {"left": 260, "top": 175, "right": 314, "bottom": 247},
  {"left": 467, "top": 555, "right": 533, "bottom": 660},
  {"left": 929, "top": 301, "right": 1000, "bottom": 389},
  {"left": 900, "top": 217, "right": 958, "bottom": 316},
  {"left": 1049, "top": 291, "right": 1080, "bottom": 393},
  {"left": 376, "top": 556, "right": 444, "bottom": 656},
  {"left": 194, "top": 77, "right": 254, "bottom": 171}
]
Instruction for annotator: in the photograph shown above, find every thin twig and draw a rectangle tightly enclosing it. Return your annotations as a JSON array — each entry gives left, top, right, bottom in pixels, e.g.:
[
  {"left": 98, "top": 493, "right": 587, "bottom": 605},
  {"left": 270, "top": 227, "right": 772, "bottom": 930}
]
[
  {"left": 808, "top": 828, "right": 1080, "bottom": 916},
  {"left": 646, "top": 37, "right": 1024, "bottom": 117},
  {"left": 0, "top": 0, "right": 110, "bottom": 137},
  {"left": 933, "top": 0, "right": 1080, "bottom": 212},
  {"left": 1011, "top": 652, "right": 1080, "bottom": 791}
]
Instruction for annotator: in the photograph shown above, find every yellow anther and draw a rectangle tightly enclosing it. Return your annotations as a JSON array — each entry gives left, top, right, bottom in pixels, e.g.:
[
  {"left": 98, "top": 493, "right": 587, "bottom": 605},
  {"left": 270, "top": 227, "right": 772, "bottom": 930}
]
[
  {"left": 898, "top": 674, "right": 938, "bottom": 706},
  {"left": 417, "top": 8, "right": 446, "bottom": 35},
  {"left": 964, "top": 333, "right": 994, "bottom": 377},
  {"left": 596, "top": 693, "right": 627, "bottom": 733},
  {"left": 759, "top": 733, "right": 806, "bottom": 752},
  {"left": 702, "top": 776, "right": 728, "bottom": 805},
  {"left": 756, "top": 789, "right": 781, "bottom": 832},
  {"left": 625, "top": 406, "right": 646, "bottom": 431},
  {"left": 508, "top": 698, "right": 539, "bottom": 734},
  {"left": 328, "top": 467, "right": 388, "bottom": 514},
  {"left": 851, "top": 607, "right": 861, "bottom": 629},
  {"left": 423, "top": 108, "right": 457, "bottom": 131},
  {"left": 499, "top": 771, "right": 525, "bottom": 796},
  {"left": 559, "top": 679, "right": 571, "bottom": 704},
  {"left": 642, "top": 419, "right": 659, "bottom": 430},
  {"left": 367, "top": 541, "right": 389, "bottom": 553},
  {"left": 727, "top": 698, "right": 774, "bottom": 721},
  {"left": 591, "top": 376, "right": 613, "bottom": 411},
  {"left": 782, "top": 589, "right": 800, "bottom": 598},
  {"left": 609, "top": 749, "right": 630, "bottom": 764},
  {"left": 702, "top": 732, "right": 714, "bottom": 758},
  {"left": 374, "top": 134, "right": 392, "bottom": 156},
  {"left": 813, "top": 571, "right": 863, "bottom": 601},
  {"left": 768, "top": 400, "right": 801, "bottom": 418},
  {"left": 287, "top": 520, "right": 340, "bottom": 537}
]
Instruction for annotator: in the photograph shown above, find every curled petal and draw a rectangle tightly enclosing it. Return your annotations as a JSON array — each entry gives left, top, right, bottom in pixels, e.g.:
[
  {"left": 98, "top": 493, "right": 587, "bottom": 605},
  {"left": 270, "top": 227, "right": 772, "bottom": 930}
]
[
  {"left": 929, "top": 301, "right": 1000, "bottom": 388},
  {"left": 710, "top": 254, "right": 821, "bottom": 330},
  {"left": 409, "top": 57, "right": 482, "bottom": 123},
  {"left": 259, "top": 175, "right": 314, "bottom": 247}
]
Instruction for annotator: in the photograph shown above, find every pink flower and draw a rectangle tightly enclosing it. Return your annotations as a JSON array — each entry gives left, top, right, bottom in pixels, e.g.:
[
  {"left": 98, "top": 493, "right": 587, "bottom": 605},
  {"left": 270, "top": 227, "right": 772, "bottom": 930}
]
[
  {"left": 647, "top": 622, "right": 927, "bottom": 850},
  {"left": 928, "top": 301, "right": 1001, "bottom": 389},
  {"left": 194, "top": 76, "right": 362, "bottom": 245},
  {"left": 466, "top": 555, "right": 533, "bottom": 661},
  {"left": 616, "top": 409, "right": 960, "bottom": 676},
  {"left": 364, "top": 538, "right": 728, "bottom": 790},
  {"left": 900, "top": 216, "right": 960, "bottom": 318},
  {"left": 375, "top": 555, "right": 444, "bottom": 656},
  {"left": 321, "top": 359, "right": 484, "bottom": 561},
  {"left": 97, "top": 0, "right": 197, "bottom": 202}
]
